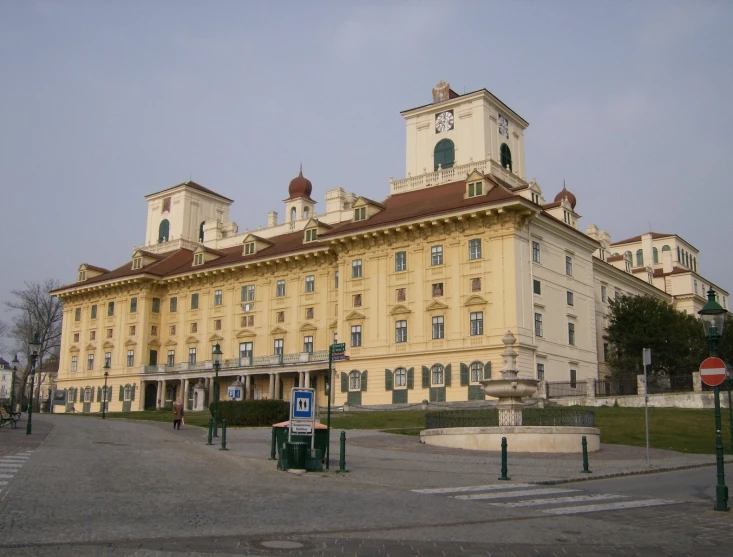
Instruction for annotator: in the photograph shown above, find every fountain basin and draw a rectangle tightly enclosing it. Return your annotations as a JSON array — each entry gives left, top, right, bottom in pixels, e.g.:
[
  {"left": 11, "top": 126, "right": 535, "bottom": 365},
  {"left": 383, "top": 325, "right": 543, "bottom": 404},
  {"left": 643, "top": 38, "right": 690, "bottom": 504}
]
[{"left": 480, "top": 378, "right": 539, "bottom": 399}]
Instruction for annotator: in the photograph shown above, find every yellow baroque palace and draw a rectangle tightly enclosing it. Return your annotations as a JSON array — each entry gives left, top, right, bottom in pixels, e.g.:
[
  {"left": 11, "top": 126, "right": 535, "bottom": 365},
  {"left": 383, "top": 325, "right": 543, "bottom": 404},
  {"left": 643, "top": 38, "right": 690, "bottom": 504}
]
[{"left": 50, "top": 82, "right": 726, "bottom": 413}]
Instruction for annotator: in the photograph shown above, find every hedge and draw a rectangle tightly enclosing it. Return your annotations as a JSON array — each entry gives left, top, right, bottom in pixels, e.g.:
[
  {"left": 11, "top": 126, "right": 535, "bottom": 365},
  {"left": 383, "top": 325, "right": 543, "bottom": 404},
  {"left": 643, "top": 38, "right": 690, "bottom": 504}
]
[{"left": 210, "top": 400, "right": 289, "bottom": 427}]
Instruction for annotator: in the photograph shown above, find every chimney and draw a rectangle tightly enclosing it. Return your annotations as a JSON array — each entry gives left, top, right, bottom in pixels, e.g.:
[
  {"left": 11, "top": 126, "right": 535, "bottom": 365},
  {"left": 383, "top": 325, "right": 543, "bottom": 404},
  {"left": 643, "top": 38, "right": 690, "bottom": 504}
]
[
  {"left": 432, "top": 81, "right": 450, "bottom": 103},
  {"left": 662, "top": 248, "right": 673, "bottom": 274},
  {"left": 267, "top": 211, "right": 278, "bottom": 227}
]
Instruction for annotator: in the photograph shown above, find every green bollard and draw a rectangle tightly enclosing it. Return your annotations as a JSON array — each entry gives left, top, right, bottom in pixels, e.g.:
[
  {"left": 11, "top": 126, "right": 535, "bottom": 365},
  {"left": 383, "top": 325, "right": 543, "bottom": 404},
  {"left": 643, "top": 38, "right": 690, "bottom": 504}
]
[
  {"left": 220, "top": 419, "right": 228, "bottom": 451},
  {"left": 581, "top": 435, "right": 591, "bottom": 473},
  {"left": 498, "top": 436, "right": 510, "bottom": 480},
  {"left": 338, "top": 431, "right": 347, "bottom": 473},
  {"left": 206, "top": 418, "right": 213, "bottom": 446},
  {"left": 269, "top": 428, "right": 277, "bottom": 460}
]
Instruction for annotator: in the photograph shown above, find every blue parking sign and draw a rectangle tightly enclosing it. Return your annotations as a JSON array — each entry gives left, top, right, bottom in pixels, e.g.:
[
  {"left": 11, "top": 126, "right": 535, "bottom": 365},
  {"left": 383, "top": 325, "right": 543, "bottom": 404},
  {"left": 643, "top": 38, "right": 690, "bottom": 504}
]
[{"left": 292, "top": 390, "right": 314, "bottom": 419}]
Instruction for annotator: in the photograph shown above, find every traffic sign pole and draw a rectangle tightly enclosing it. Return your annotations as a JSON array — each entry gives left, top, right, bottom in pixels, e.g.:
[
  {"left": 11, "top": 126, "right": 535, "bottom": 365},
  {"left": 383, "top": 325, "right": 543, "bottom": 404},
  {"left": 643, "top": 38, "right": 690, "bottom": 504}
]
[
  {"left": 699, "top": 357, "right": 729, "bottom": 511},
  {"left": 326, "top": 344, "right": 332, "bottom": 470},
  {"left": 642, "top": 348, "right": 651, "bottom": 467}
]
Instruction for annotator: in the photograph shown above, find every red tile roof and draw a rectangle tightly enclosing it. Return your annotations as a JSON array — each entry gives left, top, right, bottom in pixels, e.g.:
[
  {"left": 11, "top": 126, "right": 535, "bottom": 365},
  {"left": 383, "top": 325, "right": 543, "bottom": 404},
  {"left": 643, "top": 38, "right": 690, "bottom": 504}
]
[{"left": 610, "top": 232, "right": 675, "bottom": 246}]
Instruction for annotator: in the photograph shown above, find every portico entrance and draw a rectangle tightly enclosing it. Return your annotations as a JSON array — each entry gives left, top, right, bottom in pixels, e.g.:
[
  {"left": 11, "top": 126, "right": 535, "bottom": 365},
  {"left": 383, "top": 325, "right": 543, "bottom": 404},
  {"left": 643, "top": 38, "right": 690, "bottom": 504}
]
[{"left": 144, "top": 383, "right": 156, "bottom": 410}]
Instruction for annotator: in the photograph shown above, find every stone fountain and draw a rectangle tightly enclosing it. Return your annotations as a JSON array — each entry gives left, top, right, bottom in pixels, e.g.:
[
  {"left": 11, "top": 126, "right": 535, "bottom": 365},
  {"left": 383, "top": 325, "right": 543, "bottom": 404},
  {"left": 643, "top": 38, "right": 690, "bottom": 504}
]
[{"left": 420, "top": 331, "right": 600, "bottom": 453}]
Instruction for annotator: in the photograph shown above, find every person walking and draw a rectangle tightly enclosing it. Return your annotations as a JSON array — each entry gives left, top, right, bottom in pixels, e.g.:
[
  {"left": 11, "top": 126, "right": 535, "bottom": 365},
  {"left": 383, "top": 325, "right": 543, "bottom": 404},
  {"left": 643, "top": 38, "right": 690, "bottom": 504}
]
[{"left": 172, "top": 399, "right": 184, "bottom": 430}]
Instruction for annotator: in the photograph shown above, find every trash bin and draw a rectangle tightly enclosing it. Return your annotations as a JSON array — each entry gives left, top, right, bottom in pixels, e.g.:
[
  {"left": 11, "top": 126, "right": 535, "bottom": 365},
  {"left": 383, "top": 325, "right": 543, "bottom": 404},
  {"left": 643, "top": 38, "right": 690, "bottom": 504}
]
[{"left": 288, "top": 441, "right": 309, "bottom": 470}]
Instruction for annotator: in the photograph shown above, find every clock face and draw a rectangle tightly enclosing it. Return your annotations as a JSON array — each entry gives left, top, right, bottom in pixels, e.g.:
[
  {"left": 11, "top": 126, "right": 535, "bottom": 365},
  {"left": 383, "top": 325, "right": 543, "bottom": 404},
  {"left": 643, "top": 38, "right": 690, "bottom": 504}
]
[
  {"left": 435, "top": 110, "right": 454, "bottom": 133},
  {"left": 498, "top": 115, "right": 509, "bottom": 138}
]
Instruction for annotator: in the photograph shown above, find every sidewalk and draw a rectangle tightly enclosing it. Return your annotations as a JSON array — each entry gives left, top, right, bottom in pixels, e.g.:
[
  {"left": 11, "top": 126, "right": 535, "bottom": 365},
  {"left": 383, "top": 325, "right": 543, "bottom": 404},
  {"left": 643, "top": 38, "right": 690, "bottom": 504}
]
[
  {"left": 0, "top": 416, "right": 54, "bottom": 457},
  {"left": 172, "top": 423, "right": 731, "bottom": 487}
]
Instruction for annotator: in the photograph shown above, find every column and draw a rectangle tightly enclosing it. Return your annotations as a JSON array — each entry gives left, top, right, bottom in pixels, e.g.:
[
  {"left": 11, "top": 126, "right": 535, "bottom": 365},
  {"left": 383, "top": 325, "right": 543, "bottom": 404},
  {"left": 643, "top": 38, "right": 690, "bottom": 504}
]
[
  {"left": 304, "top": 371, "right": 310, "bottom": 389},
  {"left": 244, "top": 375, "right": 251, "bottom": 400},
  {"left": 269, "top": 373, "right": 275, "bottom": 399},
  {"left": 298, "top": 372, "right": 304, "bottom": 388},
  {"left": 182, "top": 378, "right": 190, "bottom": 409},
  {"left": 156, "top": 381, "right": 162, "bottom": 408},
  {"left": 161, "top": 379, "right": 167, "bottom": 408},
  {"left": 204, "top": 377, "right": 211, "bottom": 408}
]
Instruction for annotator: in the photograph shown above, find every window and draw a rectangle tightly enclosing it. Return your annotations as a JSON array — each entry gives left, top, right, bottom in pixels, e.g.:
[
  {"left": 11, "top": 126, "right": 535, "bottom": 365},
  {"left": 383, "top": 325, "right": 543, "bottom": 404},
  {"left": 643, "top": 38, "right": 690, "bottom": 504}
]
[
  {"left": 239, "top": 342, "right": 253, "bottom": 359},
  {"left": 305, "top": 275, "right": 315, "bottom": 293},
  {"left": 129, "top": 325, "right": 136, "bottom": 336},
  {"left": 353, "top": 294, "right": 362, "bottom": 307},
  {"left": 500, "top": 143, "right": 512, "bottom": 171},
  {"left": 276, "top": 280, "right": 286, "bottom": 297},
  {"left": 470, "top": 311, "right": 484, "bottom": 336},
  {"left": 334, "top": 271, "right": 339, "bottom": 289},
  {"left": 467, "top": 181, "right": 483, "bottom": 197},
  {"left": 434, "top": 138, "right": 455, "bottom": 171},
  {"left": 151, "top": 298, "right": 160, "bottom": 313},
  {"left": 73, "top": 333, "right": 79, "bottom": 342},
  {"left": 87, "top": 353, "right": 94, "bottom": 371},
  {"left": 169, "top": 297, "right": 177, "bottom": 313},
  {"left": 123, "top": 385, "right": 132, "bottom": 400},
  {"left": 305, "top": 229, "right": 317, "bottom": 242},
  {"left": 84, "top": 388, "right": 92, "bottom": 403},
  {"left": 214, "top": 319, "right": 221, "bottom": 331},
  {"left": 242, "top": 285, "right": 255, "bottom": 302},
  {"left": 188, "top": 348, "right": 196, "bottom": 365},
  {"left": 191, "top": 323, "right": 198, "bottom": 333},
  {"left": 565, "top": 256, "right": 573, "bottom": 276},
  {"left": 636, "top": 249, "right": 643, "bottom": 267},
  {"left": 247, "top": 315, "right": 254, "bottom": 327},
  {"left": 78, "top": 270, "right": 86, "bottom": 282},
  {"left": 274, "top": 339, "right": 284, "bottom": 356},
  {"left": 277, "top": 311, "right": 285, "bottom": 323},
  {"left": 601, "top": 285, "right": 607, "bottom": 302},
  {"left": 432, "top": 283, "right": 443, "bottom": 297},
  {"left": 395, "top": 367, "right": 406, "bottom": 387},
  {"left": 167, "top": 350, "right": 175, "bottom": 366},
  {"left": 563, "top": 210, "right": 571, "bottom": 224},
  {"left": 352, "top": 259, "right": 362, "bottom": 278},
  {"left": 303, "top": 336, "right": 313, "bottom": 353},
  {"left": 432, "top": 316, "right": 444, "bottom": 339},
  {"left": 531, "top": 192, "right": 539, "bottom": 204},
  {"left": 694, "top": 280, "right": 698, "bottom": 294},
  {"left": 396, "top": 288, "right": 406, "bottom": 302},
  {"left": 431, "top": 364, "right": 444, "bottom": 385},
  {"left": 91, "top": 305, "right": 97, "bottom": 319},
  {"left": 653, "top": 247, "right": 659, "bottom": 264},
  {"left": 107, "top": 328, "right": 113, "bottom": 339},
  {"left": 74, "top": 308, "right": 81, "bottom": 322},
  {"left": 570, "top": 369, "right": 577, "bottom": 388},
  {"left": 471, "top": 277, "right": 481, "bottom": 292},
  {"left": 468, "top": 238, "right": 482, "bottom": 260},
  {"left": 537, "top": 363, "right": 544, "bottom": 381},
  {"left": 395, "top": 251, "right": 407, "bottom": 272},
  {"left": 533, "top": 280, "right": 541, "bottom": 295},
  {"left": 127, "top": 350, "right": 134, "bottom": 367},
  {"left": 349, "top": 370, "right": 361, "bottom": 390},
  {"left": 194, "top": 253, "right": 204, "bottom": 265},
  {"left": 603, "top": 343, "right": 609, "bottom": 361},
  {"left": 395, "top": 320, "right": 407, "bottom": 343},
  {"left": 351, "top": 325, "right": 362, "bottom": 347},
  {"left": 133, "top": 256, "right": 142, "bottom": 268},
  {"left": 353, "top": 207, "right": 367, "bottom": 221},
  {"left": 532, "top": 241, "right": 541, "bottom": 263},
  {"left": 191, "top": 293, "right": 199, "bottom": 310},
  {"left": 214, "top": 290, "right": 223, "bottom": 306},
  {"left": 244, "top": 242, "right": 255, "bottom": 255},
  {"left": 568, "top": 322, "right": 575, "bottom": 346},
  {"left": 158, "top": 219, "right": 170, "bottom": 243},
  {"left": 305, "top": 307, "right": 314, "bottom": 320},
  {"left": 470, "top": 362, "right": 483, "bottom": 382},
  {"left": 614, "top": 290, "right": 620, "bottom": 300},
  {"left": 567, "top": 291, "right": 574, "bottom": 306},
  {"left": 71, "top": 356, "right": 77, "bottom": 372},
  {"left": 90, "top": 331, "right": 96, "bottom": 341},
  {"left": 534, "top": 313, "right": 543, "bottom": 337},
  {"left": 431, "top": 245, "right": 443, "bottom": 266}
]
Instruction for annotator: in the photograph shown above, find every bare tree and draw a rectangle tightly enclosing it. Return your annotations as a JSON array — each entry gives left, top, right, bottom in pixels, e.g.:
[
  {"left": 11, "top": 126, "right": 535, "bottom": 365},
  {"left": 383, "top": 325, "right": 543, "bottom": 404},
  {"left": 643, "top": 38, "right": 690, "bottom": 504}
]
[{"left": 4, "top": 279, "right": 63, "bottom": 409}]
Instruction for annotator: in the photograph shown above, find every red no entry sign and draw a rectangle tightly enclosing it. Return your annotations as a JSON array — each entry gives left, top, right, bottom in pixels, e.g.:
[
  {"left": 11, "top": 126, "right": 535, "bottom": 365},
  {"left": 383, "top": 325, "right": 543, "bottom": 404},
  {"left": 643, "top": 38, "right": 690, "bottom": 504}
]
[{"left": 699, "top": 357, "right": 728, "bottom": 387}]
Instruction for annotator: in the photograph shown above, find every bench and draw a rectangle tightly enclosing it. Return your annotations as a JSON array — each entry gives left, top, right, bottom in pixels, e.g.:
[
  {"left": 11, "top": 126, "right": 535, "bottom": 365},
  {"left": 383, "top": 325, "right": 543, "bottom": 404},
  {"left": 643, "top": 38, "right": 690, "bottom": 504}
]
[{"left": 0, "top": 408, "right": 18, "bottom": 428}]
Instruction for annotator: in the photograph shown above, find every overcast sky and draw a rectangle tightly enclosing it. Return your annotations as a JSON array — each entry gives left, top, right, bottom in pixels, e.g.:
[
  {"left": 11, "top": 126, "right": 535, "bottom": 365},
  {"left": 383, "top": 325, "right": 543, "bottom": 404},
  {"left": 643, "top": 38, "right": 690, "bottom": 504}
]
[{"left": 1, "top": 0, "right": 732, "bottom": 349}]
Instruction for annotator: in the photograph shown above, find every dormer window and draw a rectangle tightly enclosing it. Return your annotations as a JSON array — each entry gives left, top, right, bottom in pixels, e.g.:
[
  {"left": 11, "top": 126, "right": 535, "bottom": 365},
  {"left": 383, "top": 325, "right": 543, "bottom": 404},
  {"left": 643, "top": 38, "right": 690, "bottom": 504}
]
[
  {"left": 193, "top": 253, "right": 204, "bottom": 266},
  {"left": 531, "top": 193, "right": 539, "bottom": 204},
  {"left": 467, "top": 181, "right": 483, "bottom": 197},
  {"left": 78, "top": 270, "right": 87, "bottom": 282},
  {"left": 132, "top": 257, "right": 142, "bottom": 270},
  {"left": 354, "top": 207, "right": 367, "bottom": 221},
  {"left": 305, "top": 229, "right": 317, "bottom": 242},
  {"left": 244, "top": 242, "right": 255, "bottom": 255}
]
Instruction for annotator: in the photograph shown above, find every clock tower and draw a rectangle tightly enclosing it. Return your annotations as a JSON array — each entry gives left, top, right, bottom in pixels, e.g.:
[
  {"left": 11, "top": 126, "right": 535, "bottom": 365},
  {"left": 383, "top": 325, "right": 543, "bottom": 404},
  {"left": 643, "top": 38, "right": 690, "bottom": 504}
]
[{"left": 401, "top": 81, "right": 528, "bottom": 181}]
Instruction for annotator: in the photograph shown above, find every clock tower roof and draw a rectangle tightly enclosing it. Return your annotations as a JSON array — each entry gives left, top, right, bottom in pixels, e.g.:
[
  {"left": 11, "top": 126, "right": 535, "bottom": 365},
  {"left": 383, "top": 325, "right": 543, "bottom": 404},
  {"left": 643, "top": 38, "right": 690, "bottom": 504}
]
[{"left": 287, "top": 166, "right": 313, "bottom": 200}]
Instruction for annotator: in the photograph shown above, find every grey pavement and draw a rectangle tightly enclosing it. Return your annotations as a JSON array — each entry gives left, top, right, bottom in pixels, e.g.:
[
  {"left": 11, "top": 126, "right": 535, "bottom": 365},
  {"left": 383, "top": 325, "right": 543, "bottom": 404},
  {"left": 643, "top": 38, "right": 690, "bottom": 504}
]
[{"left": 0, "top": 415, "right": 732, "bottom": 557}]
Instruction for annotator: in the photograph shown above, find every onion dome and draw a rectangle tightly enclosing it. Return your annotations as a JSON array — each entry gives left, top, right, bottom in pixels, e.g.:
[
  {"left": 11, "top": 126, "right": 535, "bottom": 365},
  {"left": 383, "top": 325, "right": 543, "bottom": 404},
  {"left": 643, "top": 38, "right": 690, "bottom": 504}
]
[
  {"left": 554, "top": 184, "right": 577, "bottom": 209},
  {"left": 287, "top": 166, "right": 313, "bottom": 200}
]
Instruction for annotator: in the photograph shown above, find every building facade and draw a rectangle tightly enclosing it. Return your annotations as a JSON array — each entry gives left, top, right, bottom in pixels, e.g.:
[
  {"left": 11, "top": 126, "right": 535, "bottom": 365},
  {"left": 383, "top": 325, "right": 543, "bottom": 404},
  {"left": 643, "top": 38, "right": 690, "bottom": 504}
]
[{"left": 50, "top": 82, "right": 727, "bottom": 413}]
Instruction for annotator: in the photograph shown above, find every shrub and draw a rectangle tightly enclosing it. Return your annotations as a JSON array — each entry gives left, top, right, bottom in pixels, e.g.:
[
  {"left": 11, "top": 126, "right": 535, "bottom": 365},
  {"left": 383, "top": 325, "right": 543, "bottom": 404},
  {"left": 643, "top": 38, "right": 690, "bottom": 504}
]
[{"left": 211, "top": 400, "right": 289, "bottom": 427}]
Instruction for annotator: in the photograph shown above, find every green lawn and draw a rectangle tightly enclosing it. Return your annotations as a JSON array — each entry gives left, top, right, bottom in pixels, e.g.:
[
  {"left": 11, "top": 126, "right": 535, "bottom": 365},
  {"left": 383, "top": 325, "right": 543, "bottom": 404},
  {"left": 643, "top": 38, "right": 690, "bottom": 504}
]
[{"left": 90, "top": 405, "right": 733, "bottom": 455}]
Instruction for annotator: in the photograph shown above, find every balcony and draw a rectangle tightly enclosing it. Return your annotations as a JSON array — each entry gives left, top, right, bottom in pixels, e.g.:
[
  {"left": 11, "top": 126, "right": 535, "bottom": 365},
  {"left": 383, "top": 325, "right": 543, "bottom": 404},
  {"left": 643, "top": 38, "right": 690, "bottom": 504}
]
[{"left": 139, "top": 349, "right": 329, "bottom": 375}]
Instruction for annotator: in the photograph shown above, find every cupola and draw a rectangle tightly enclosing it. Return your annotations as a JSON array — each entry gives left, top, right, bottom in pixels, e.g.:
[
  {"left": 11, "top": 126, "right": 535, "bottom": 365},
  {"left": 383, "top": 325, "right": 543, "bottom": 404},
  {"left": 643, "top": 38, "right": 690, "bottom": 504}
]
[
  {"left": 554, "top": 184, "right": 577, "bottom": 209},
  {"left": 287, "top": 167, "right": 313, "bottom": 200}
]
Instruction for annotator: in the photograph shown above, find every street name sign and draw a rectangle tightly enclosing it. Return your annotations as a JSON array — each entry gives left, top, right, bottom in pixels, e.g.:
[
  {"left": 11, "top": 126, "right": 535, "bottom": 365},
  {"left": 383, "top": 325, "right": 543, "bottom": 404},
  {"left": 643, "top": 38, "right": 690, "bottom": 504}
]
[
  {"left": 291, "top": 423, "right": 313, "bottom": 434},
  {"left": 330, "top": 343, "right": 346, "bottom": 353},
  {"left": 700, "top": 357, "right": 727, "bottom": 387}
]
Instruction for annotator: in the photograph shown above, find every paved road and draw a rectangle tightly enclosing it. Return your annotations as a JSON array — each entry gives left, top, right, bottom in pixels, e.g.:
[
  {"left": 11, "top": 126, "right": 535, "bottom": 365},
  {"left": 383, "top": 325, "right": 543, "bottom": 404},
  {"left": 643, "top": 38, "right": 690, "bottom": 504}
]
[{"left": 1, "top": 415, "right": 732, "bottom": 556}]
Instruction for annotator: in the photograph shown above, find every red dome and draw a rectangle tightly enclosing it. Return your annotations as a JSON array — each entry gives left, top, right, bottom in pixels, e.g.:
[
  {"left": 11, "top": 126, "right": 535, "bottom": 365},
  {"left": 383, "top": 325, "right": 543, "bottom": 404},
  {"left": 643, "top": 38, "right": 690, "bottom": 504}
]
[
  {"left": 287, "top": 167, "right": 313, "bottom": 200},
  {"left": 554, "top": 185, "right": 577, "bottom": 209}
]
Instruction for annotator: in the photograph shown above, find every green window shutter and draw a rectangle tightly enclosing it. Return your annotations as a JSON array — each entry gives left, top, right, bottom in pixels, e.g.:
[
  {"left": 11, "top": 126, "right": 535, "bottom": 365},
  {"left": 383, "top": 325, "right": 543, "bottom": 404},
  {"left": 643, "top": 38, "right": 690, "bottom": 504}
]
[
  {"left": 460, "top": 363, "right": 469, "bottom": 386},
  {"left": 131, "top": 384, "right": 136, "bottom": 401},
  {"left": 484, "top": 362, "right": 492, "bottom": 380},
  {"left": 119, "top": 385, "right": 124, "bottom": 401},
  {"left": 444, "top": 364, "right": 451, "bottom": 387},
  {"left": 340, "top": 372, "right": 348, "bottom": 393},
  {"left": 407, "top": 368, "right": 414, "bottom": 390},
  {"left": 385, "top": 369, "right": 393, "bottom": 391},
  {"left": 422, "top": 366, "right": 430, "bottom": 388},
  {"left": 361, "top": 371, "right": 368, "bottom": 392},
  {"left": 97, "top": 387, "right": 102, "bottom": 401}
]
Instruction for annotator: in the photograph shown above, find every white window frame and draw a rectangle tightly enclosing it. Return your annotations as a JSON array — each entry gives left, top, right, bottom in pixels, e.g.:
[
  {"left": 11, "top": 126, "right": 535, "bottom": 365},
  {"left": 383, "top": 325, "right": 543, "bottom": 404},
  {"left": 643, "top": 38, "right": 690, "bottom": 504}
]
[
  {"left": 532, "top": 241, "right": 541, "bottom": 263},
  {"left": 534, "top": 313, "right": 543, "bottom": 337},
  {"left": 395, "top": 251, "right": 407, "bottom": 272},
  {"left": 470, "top": 362, "right": 483, "bottom": 382},
  {"left": 188, "top": 348, "right": 197, "bottom": 365},
  {"left": 352, "top": 259, "right": 363, "bottom": 278},
  {"left": 348, "top": 370, "right": 361, "bottom": 390},
  {"left": 431, "top": 245, "right": 443, "bottom": 266},
  {"left": 470, "top": 311, "right": 484, "bottom": 336},
  {"left": 305, "top": 275, "right": 315, "bottom": 293},
  {"left": 214, "top": 290, "right": 223, "bottom": 306},
  {"left": 565, "top": 255, "right": 573, "bottom": 276},
  {"left": 167, "top": 350, "right": 175, "bottom": 366},
  {"left": 276, "top": 280, "right": 286, "bottom": 297},
  {"left": 395, "top": 320, "right": 407, "bottom": 343},
  {"left": 432, "top": 316, "right": 444, "bottom": 339},
  {"left": 303, "top": 336, "right": 314, "bottom": 353},
  {"left": 431, "top": 364, "right": 444, "bottom": 386},
  {"left": 394, "top": 367, "right": 407, "bottom": 388},
  {"left": 87, "top": 353, "right": 94, "bottom": 371},
  {"left": 351, "top": 325, "right": 362, "bottom": 347},
  {"left": 468, "top": 238, "right": 482, "bottom": 260},
  {"left": 71, "top": 356, "right": 78, "bottom": 372},
  {"left": 274, "top": 339, "right": 284, "bottom": 356}
]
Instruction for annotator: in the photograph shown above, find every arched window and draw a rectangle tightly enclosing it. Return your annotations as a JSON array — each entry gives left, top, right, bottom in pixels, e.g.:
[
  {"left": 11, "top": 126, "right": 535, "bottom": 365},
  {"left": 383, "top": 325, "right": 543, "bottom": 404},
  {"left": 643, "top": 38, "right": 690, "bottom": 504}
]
[
  {"left": 676, "top": 246, "right": 681, "bottom": 262},
  {"left": 662, "top": 245, "right": 671, "bottom": 253},
  {"left": 693, "top": 257, "right": 697, "bottom": 272},
  {"left": 158, "top": 219, "right": 170, "bottom": 243},
  {"left": 500, "top": 143, "right": 512, "bottom": 171},
  {"left": 394, "top": 367, "right": 406, "bottom": 388},
  {"left": 290, "top": 207, "right": 297, "bottom": 222},
  {"left": 199, "top": 221, "right": 205, "bottom": 242},
  {"left": 636, "top": 249, "right": 643, "bottom": 267},
  {"left": 653, "top": 247, "right": 659, "bottom": 264},
  {"left": 302, "top": 207, "right": 309, "bottom": 220},
  {"left": 685, "top": 252, "right": 690, "bottom": 267},
  {"left": 348, "top": 370, "right": 361, "bottom": 390},
  {"left": 431, "top": 364, "right": 444, "bottom": 386},
  {"left": 433, "top": 139, "right": 455, "bottom": 171},
  {"left": 470, "top": 362, "right": 483, "bottom": 382}
]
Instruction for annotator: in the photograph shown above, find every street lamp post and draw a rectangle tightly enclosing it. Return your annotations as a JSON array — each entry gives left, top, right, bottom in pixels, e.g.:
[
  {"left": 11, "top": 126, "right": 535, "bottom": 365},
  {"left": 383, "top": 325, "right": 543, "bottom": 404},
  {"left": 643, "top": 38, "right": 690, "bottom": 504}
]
[
  {"left": 102, "top": 358, "right": 110, "bottom": 420},
  {"left": 698, "top": 287, "right": 729, "bottom": 512},
  {"left": 212, "top": 343, "right": 222, "bottom": 438},
  {"left": 26, "top": 332, "right": 41, "bottom": 436},
  {"left": 11, "top": 354, "right": 19, "bottom": 413}
]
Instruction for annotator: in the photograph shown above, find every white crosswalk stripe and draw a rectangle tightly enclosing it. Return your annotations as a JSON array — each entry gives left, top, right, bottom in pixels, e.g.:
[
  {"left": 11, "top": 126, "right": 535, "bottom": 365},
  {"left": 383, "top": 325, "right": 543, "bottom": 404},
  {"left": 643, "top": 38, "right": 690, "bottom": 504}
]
[
  {"left": 0, "top": 452, "right": 32, "bottom": 495},
  {"left": 411, "top": 482, "right": 679, "bottom": 515}
]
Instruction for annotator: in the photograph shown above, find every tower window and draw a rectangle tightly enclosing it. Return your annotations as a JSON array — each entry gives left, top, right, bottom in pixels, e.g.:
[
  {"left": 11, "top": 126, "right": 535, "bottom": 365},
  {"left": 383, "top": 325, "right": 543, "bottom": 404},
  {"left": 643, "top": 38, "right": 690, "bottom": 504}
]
[
  {"left": 433, "top": 139, "right": 455, "bottom": 171},
  {"left": 500, "top": 143, "right": 512, "bottom": 171},
  {"left": 158, "top": 219, "right": 170, "bottom": 243}
]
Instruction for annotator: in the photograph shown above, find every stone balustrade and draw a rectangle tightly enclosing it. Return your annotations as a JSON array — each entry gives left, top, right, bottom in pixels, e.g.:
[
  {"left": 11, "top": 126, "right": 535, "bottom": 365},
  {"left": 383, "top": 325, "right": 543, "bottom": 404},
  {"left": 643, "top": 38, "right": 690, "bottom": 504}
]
[
  {"left": 389, "top": 158, "right": 525, "bottom": 194},
  {"left": 139, "top": 349, "right": 329, "bottom": 375}
]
